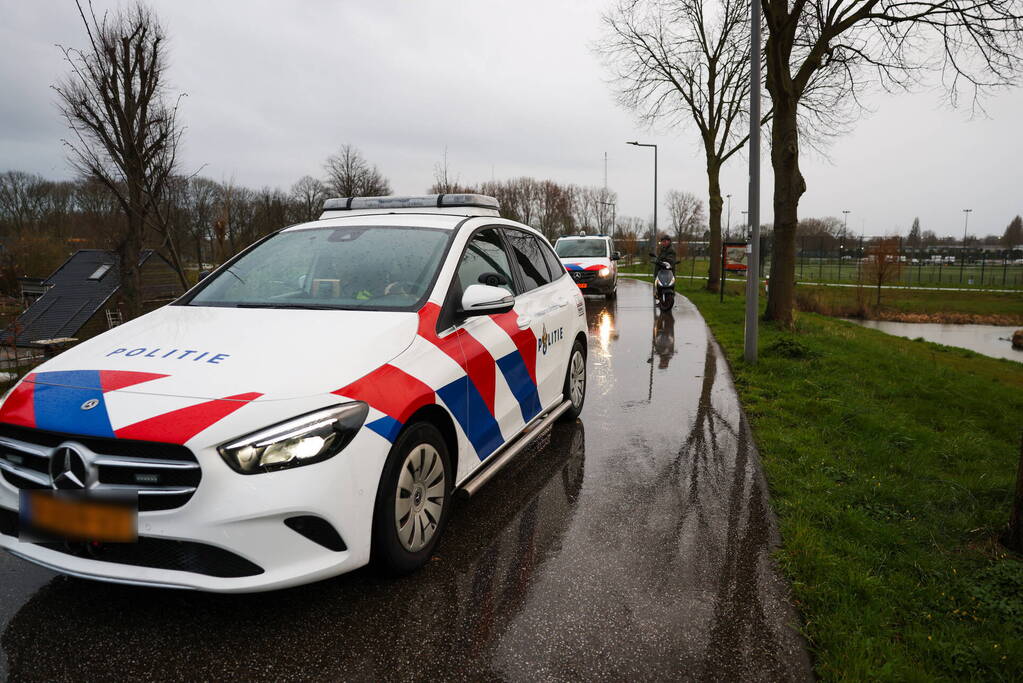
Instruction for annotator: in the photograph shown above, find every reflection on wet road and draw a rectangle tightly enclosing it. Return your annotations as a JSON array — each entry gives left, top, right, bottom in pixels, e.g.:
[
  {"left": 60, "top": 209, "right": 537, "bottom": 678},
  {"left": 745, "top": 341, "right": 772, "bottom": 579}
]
[{"left": 0, "top": 279, "right": 809, "bottom": 681}]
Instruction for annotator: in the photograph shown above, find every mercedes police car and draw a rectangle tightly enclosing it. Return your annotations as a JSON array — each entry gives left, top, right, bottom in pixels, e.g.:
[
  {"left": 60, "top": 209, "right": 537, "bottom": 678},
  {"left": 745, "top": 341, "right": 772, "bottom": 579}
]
[
  {"left": 554, "top": 234, "right": 621, "bottom": 298},
  {"left": 0, "top": 194, "right": 588, "bottom": 592}
]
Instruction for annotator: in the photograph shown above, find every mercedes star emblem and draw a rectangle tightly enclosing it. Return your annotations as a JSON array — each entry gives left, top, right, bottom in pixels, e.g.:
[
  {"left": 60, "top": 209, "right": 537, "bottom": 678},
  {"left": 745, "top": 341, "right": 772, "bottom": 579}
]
[
  {"left": 80, "top": 398, "right": 100, "bottom": 411},
  {"left": 50, "top": 447, "right": 89, "bottom": 490}
]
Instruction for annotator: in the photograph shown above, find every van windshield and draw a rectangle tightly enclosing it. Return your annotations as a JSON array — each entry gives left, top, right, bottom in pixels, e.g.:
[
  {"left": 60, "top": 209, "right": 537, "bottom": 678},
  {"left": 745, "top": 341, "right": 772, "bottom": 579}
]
[
  {"left": 555, "top": 239, "right": 607, "bottom": 258},
  {"left": 186, "top": 226, "right": 450, "bottom": 310}
]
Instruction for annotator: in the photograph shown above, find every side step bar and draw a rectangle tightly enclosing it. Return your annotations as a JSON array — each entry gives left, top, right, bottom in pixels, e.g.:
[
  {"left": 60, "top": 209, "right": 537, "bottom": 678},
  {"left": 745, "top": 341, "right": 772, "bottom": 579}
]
[{"left": 457, "top": 399, "right": 573, "bottom": 498}]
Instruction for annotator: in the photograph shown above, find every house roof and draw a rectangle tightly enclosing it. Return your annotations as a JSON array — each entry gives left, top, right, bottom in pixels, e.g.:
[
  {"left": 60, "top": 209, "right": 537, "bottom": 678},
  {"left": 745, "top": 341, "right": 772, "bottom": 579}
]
[{"left": 1, "top": 249, "right": 161, "bottom": 347}]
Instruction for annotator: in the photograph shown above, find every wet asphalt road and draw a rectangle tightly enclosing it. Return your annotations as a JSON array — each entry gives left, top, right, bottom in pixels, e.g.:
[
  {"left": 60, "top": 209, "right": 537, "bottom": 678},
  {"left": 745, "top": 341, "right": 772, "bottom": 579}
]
[{"left": 0, "top": 278, "right": 811, "bottom": 682}]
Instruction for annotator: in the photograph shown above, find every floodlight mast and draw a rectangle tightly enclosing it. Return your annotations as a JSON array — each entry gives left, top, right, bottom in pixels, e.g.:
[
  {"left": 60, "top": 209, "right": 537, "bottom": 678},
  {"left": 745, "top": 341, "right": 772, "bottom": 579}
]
[{"left": 743, "top": 0, "right": 762, "bottom": 364}]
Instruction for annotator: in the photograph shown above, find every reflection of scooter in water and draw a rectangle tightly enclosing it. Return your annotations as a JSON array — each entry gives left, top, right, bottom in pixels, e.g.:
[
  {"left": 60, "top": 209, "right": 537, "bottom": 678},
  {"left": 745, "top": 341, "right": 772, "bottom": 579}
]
[{"left": 651, "top": 310, "right": 676, "bottom": 369}]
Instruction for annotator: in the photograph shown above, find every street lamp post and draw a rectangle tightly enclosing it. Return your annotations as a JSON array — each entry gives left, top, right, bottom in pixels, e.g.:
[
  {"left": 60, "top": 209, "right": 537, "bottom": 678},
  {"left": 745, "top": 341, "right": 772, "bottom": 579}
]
[
  {"left": 960, "top": 208, "right": 972, "bottom": 283},
  {"left": 726, "top": 193, "right": 732, "bottom": 241},
  {"left": 627, "top": 141, "right": 658, "bottom": 246},
  {"left": 741, "top": 210, "right": 749, "bottom": 238},
  {"left": 840, "top": 210, "right": 850, "bottom": 282},
  {"left": 598, "top": 200, "right": 617, "bottom": 239}
]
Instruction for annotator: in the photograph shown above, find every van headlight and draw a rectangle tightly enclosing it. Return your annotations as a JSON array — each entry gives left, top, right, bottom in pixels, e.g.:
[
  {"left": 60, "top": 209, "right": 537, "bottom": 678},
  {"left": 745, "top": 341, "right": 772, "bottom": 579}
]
[
  {"left": 598, "top": 267, "right": 611, "bottom": 277},
  {"left": 219, "top": 402, "right": 368, "bottom": 474}
]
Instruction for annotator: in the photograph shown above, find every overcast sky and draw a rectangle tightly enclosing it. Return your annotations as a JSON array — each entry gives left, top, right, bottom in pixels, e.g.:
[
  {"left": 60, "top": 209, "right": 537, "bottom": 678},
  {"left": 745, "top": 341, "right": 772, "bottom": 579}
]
[{"left": 2, "top": 0, "right": 1021, "bottom": 238}]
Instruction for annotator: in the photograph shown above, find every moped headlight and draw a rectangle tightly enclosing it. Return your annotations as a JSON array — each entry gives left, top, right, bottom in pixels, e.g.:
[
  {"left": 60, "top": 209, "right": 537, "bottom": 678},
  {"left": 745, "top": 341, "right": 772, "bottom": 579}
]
[{"left": 219, "top": 402, "right": 368, "bottom": 474}]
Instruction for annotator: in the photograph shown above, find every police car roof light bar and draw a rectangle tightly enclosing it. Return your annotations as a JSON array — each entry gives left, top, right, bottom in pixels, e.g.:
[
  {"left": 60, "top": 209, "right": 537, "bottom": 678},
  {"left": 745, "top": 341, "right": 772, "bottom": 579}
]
[{"left": 322, "top": 194, "right": 500, "bottom": 212}]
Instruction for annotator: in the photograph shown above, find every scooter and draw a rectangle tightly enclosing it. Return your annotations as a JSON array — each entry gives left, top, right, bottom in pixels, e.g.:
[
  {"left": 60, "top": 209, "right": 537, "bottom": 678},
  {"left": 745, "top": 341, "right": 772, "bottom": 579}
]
[{"left": 649, "top": 255, "right": 676, "bottom": 311}]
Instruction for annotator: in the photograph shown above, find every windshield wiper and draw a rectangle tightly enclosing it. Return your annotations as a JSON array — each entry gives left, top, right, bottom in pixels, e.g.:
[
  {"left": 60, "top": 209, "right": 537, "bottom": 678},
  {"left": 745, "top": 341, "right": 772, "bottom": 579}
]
[{"left": 234, "top": 303, "right": 340, "bottom": 310}]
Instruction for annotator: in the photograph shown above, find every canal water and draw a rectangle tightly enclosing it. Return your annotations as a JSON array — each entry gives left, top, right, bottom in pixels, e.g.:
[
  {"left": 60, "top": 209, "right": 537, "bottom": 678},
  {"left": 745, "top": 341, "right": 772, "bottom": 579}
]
[{"left": 847, "top": 319, "right": 1022, "bottom": 363}]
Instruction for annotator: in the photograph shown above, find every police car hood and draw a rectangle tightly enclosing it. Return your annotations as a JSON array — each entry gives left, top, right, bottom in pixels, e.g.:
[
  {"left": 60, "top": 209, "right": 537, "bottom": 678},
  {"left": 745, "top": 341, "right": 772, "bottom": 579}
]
[
  {"left": 561, "top": 257, "right": 610, "bottom": 271},
  {"left": 23, "top": 305, "right": 419, "bottom": 402}
]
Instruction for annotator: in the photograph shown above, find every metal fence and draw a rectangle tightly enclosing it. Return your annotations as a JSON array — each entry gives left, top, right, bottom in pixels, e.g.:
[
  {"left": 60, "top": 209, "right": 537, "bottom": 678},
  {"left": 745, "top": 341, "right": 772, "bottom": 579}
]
[{"left": 614, "top": 235, "right": 1023, "bottom": 290}]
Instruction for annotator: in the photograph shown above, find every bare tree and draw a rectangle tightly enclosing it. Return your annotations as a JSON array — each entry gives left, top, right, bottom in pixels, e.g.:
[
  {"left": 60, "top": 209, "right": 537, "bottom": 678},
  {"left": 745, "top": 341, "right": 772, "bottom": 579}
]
[
  {"left": 861, "top": 236, "right": 902, "bottom": 305},
  {"left": 428, "top": 147, "right": 476, "bottom": 194},
  {"left": 54, "top": 1, "right": 183, "bottom": 318},
  {"left": 324, "top": 144, "right": 392, "bottom": 197},
  {"left": 599, "top": 0, "right": 767, "bottom": 291},
  {"left": 666, "top": 190, "right": 706, "bottom": 242},
  {"left": 762, "top": 0, "right": 1023, "bottom": 326},
  {"left": 290, "top": 175, "right": 328, "bottom": 222}
]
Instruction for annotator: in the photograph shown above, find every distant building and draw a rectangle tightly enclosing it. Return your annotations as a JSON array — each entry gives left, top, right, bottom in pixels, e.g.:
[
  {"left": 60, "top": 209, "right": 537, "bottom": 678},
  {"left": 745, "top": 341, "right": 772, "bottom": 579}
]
[{"left": 1, "top": 250, "right": 184, "bottom": 348}]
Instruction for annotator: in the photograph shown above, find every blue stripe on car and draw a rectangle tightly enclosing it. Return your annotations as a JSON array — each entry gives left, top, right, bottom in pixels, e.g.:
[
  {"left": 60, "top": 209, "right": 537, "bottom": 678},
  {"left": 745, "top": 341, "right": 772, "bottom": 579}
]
[
  {"left": 436, "top": 375, "right": 504, "bottom": 461},
  {"left": 32, "top": 370, "right": 115, "bottom": 437},
  {"left": 496, "top": 352, "right": 542, "bottom": 424}
]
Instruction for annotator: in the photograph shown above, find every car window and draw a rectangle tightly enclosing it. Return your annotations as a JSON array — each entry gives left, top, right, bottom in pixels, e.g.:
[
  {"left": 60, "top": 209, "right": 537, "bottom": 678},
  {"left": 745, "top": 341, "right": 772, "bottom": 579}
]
[
  {"left": 457, "top": 229, "right": 515, "bottom": 295},
  {"left": 540, "top": 240, "right": 565, "bottom": 279},
  {"left": 187, "top": 226, "right": 450, "bottom": 310},
  {"left": 506, "top": 230, "right": 552, "bottom": 292},
  {"left": 555, "top": 239, "right": 608, "bottom": 258}
]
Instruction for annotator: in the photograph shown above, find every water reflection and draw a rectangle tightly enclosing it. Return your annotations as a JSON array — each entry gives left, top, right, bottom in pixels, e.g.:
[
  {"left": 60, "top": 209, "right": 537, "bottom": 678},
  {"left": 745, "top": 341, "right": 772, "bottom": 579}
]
[
  {"left": 2, "top": 422, "right": 587, "bottom": 681},
  {"left": 651, "top": 309, "right": 677, "bottom": 369},
  {"left": 585, "top": 297, "right": 619, "bottom": 357}
]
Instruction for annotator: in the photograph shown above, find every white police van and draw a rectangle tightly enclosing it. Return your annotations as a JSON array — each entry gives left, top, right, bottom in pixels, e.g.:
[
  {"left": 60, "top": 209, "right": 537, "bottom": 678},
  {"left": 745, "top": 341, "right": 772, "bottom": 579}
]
[
  {"left": 0, "top": 195, "right": 588, "bottom": 592},
  {"left": 554, "top": 234, "right": 621, "bottom": 298}
]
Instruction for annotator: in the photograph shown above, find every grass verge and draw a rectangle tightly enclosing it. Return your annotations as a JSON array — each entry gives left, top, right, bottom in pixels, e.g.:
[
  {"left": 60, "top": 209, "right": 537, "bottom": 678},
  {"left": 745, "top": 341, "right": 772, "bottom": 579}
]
[{"left": 676, "top": 281, "right": 1023, "bottom": 680}]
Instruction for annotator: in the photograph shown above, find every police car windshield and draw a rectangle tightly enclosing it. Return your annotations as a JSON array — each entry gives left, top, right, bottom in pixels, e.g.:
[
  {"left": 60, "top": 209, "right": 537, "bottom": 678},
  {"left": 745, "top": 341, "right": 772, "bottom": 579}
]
[
  {"left": 187, "top": 226, "right": 450, "bottom": 311},
  {"left": 555, "top": 239, "right": 607, "bottom": 258}
]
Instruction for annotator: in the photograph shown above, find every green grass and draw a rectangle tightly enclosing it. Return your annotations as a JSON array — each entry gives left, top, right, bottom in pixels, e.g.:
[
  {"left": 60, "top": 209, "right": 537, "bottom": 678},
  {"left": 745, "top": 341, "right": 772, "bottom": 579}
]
[
  {"left": 675, "top": 281, "right": 1023, "bottom": 680},
  {"left": 796, "top": 285, "right": 1023, "bottom": 324}
]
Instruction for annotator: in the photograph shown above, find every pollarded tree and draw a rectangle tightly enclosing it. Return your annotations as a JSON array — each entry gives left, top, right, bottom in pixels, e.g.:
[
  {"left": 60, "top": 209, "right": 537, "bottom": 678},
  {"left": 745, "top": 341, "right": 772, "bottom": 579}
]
[
  {"left": 54, "top": 1, "right": 183, "bottom": 318},
  {"left": 599, "top": 0, "right": 767, "bottom": 291},
  {"left": 762, "top": 0, "right": 1023, "bottom": 326}
]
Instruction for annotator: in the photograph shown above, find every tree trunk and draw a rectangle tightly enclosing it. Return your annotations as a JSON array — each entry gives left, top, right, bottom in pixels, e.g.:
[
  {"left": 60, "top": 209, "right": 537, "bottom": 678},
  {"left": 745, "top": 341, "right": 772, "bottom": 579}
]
[
  {"left": 706, "top": 162, "right": 723, "bottom": 292},
  {"left": 764, "top": 98, "right": 804, "bottom": 327},
  {"left": 118, "top": 209, "right": 145, "bottom": 320},
  {"left": 1004, "top": 433, "right": 1023, "bottom": 553}
]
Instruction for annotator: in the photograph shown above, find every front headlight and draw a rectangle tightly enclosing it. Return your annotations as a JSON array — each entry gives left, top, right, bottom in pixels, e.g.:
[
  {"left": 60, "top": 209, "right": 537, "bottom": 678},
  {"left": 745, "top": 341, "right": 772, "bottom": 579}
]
[
  {"left": 219, "top": 402, "right": 368, "bottom": 474},
  {"left": 598, "top": 266, "right": 611, "bottom": 277}
]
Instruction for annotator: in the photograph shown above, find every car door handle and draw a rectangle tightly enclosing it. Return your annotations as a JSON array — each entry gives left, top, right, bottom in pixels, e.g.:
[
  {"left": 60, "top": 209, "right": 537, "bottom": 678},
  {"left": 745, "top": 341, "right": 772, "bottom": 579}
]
[{"left": 516, "top": 315, "right": 532, "bottom": 329}]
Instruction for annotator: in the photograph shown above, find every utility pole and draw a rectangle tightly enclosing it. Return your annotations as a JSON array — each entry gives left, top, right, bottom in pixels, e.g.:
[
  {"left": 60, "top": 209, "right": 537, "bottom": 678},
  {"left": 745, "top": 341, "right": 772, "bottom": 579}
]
[
  {"left": 960, "top": 208, "right": 972, "bottom": 283},
  {"left": 627, "top": 141, "right": 658, "bottom": 244},
  {"left": 743, "top": 0, "right": 762, "bottom": 364}
]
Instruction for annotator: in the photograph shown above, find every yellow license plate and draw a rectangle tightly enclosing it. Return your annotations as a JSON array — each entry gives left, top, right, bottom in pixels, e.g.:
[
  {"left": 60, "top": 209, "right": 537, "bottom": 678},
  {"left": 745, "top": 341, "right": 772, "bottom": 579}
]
[{"left": 22, "top": 491, "right": 137, "bottom": 542}]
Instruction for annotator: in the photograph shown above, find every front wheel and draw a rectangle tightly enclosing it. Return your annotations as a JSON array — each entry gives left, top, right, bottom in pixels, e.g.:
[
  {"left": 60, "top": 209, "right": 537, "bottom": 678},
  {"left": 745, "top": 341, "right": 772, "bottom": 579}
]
[
  {"left": 558, "top": 339, "right": 587, "bottom": 422},
  {"left": 371, "top": 422, "right": 452, "bottom": 576}
]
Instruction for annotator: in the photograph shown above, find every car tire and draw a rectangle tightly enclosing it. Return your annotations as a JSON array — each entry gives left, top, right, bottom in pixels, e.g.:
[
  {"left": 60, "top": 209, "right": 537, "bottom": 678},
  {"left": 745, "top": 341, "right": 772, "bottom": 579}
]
[
  {"left": 558, "top": 339, "right": 587, "bottom": 422},
  {"left": 605, "top": 284, "right": 617, "bottom": 300},
  {"left": 371, "top": 422, "right": 452, "bottom": 576}
]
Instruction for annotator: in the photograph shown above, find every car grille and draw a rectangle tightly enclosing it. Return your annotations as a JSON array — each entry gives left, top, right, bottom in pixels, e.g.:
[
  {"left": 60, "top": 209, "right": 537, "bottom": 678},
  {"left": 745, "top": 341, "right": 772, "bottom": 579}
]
[
  {"left": 571, "top": 271, "right": 597, "bottom": 283},
  {"left": 0, "top": 424, "right": 201, "bottom": 512}
]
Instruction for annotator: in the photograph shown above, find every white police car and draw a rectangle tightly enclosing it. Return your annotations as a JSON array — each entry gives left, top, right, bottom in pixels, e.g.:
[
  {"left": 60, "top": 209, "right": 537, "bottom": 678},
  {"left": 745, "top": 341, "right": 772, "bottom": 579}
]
[
  {"left": 554, "top": 234, "right": 621, "bottom": 298},
  {"left": 0, "top": 195, "right": 588, "bottom": 592}
]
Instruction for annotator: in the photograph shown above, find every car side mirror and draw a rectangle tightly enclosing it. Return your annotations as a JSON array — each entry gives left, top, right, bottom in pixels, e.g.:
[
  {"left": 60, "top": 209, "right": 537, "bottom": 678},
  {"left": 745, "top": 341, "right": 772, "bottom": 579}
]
[
  {"left": 197, "top": 270, "right": 211, "bottom": 281},
  {"left": 459, "top": 284, "right": 514, "bottom": 316},
  {"left": 611, "top": 252, "right": 622, "bottom": 261}
]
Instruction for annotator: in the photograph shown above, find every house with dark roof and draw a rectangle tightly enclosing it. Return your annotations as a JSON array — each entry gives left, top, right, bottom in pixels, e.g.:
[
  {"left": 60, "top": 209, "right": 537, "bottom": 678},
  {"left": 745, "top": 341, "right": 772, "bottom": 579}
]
[{"left": 1, "top": 250, "right": 185, "bottom": 348}]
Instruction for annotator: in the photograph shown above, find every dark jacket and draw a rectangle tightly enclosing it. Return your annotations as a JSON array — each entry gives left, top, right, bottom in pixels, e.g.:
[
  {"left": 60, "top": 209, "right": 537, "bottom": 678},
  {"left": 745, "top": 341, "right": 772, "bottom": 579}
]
[{"left": 655, "top": 244, "right": 677, "bottom": 268}]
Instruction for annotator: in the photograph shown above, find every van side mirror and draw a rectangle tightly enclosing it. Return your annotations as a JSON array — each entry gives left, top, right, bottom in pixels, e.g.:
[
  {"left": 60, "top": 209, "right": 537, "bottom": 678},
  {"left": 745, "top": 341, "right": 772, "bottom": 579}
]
[
  {"left": 459, "top": 284, "right": 514, "bottom": 317},
  {"left": 611, "top": 251, "right": 622, "bottom": 261}
]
